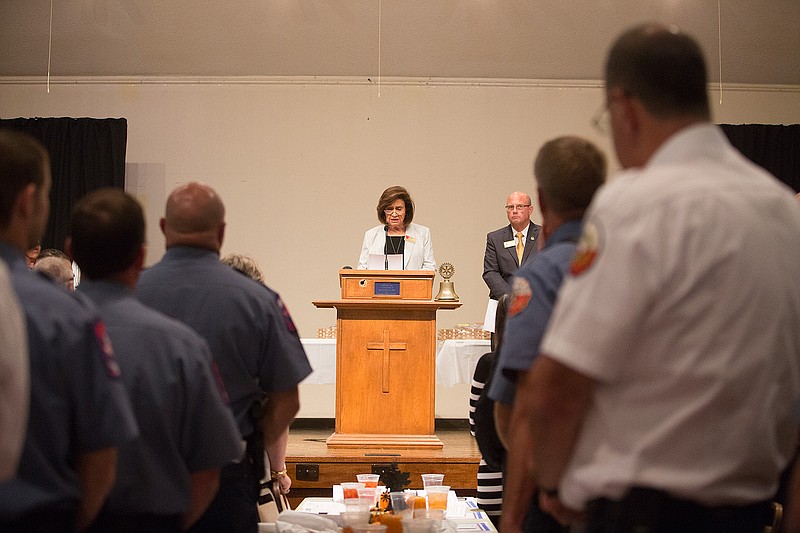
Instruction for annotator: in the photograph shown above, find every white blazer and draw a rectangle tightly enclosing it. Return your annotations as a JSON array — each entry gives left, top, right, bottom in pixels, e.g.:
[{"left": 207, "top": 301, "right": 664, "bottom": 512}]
[{"left": 357, "top": 223, "right": 437, "bottom": 271}]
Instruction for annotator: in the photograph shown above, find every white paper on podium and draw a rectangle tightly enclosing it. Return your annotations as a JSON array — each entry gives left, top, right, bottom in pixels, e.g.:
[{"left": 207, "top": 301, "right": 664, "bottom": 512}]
[
  {"left": 483, "top": 299, "right": 498, "bottom": 332},
  {"left": 367, "top": 253, "right": 403, "bottom": 270},
  {"left": 387, "top": 254, "right": 402, "bottom": 269},
  {"left": 367, "top": 253, "right": 384, "bottom": 270}
]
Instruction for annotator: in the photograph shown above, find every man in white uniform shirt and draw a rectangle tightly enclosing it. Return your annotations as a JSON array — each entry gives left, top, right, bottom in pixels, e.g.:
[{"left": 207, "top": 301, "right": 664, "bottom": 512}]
[{"left": 521, "top": 23, "right": 800, "bottom": 533}]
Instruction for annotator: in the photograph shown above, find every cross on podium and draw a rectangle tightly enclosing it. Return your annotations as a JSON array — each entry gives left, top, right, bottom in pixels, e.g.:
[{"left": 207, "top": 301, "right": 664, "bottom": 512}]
[
  {"left": 313, "top": 270, "right": 459, "bottom": 448},
  {"left": 366, "top": 330, "right": 407, "bottom": 393}
]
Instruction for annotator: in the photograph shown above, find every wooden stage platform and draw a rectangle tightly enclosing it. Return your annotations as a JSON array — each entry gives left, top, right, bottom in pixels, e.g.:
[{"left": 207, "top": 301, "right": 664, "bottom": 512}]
[{"left": 285, "top": 421, "right": 481, "bottom": 509}]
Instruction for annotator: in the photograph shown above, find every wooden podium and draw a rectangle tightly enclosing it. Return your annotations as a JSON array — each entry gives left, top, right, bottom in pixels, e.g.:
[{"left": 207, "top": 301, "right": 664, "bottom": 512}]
[{"left": 313, "top": 270, "right": 460, "bottom": 448}]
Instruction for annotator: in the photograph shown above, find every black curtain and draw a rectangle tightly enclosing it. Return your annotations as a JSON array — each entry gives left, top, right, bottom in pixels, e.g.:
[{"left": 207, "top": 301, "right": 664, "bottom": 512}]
[
  {"left": 0, "top": 117, "right": 127, "bottom": 250},
  {"left": 720, "top": 124, "right": 800, "bottom": 193}
]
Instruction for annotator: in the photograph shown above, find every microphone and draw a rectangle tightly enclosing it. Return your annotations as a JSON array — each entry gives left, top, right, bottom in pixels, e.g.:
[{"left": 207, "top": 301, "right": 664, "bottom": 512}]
[
  {"left": 384, "top": 226, "right": 389, "bottom": 270},
  {"left": 342, "top": 265, "right": 353, "bottom": 270}
]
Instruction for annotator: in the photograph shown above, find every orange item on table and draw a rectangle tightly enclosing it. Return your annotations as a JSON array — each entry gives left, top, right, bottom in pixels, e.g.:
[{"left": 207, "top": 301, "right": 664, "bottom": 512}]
[
  {"left": 342, "top": 482, "right": 365, "bottom": 499},
  {"left": 425, "top": 485, "right": 450, "bottom": 512},
  {"left": 378, "top": 513, "right": 403, "bottom": 533}
]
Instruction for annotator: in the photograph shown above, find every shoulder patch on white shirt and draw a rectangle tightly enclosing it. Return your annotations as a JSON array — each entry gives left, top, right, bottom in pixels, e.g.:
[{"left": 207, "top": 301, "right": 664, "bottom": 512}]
[{"left": 571, "top": 221, "right": 601, "bottom": 276}]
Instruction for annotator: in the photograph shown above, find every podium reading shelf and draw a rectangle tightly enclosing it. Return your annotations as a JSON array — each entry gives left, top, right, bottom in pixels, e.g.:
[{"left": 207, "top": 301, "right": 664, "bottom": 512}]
[{"left": 313, "top": 270, "right": 460, "bottom": 448}]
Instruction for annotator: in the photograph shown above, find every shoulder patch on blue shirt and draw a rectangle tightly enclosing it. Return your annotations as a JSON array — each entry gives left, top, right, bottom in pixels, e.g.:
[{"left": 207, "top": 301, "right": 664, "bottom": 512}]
[
  {"left": 276, "top": 296, "right": 297, "bottom": 333},
  {"left": 210, "top": 360, "right": 230, "bottom": 405},
  {"left": 508, "top": 277, "right": 532, "bottom": 317},
  {"left": 94, "top": 320, "right": 121, "bottom": 378}
]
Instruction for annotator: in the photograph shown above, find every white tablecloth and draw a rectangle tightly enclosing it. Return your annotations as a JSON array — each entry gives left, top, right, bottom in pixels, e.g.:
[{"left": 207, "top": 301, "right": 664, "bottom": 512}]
[
  {"left": 299, "top": 339, "right": 338, "bottom": 385},
  {"left": 294, "top": 496, "right": 496, "bottom": 530},
  {"left": 434, "top": 339, "right": 491, "bottom": 388},
  {"left": 300, "top": 339, "right": 490, "bottom": 388}
]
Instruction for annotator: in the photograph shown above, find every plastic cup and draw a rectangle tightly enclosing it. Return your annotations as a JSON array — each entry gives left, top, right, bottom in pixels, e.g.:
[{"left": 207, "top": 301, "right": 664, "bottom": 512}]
[
  {"left": 402, "top": 518, "right": 438, "bottom": 533},
  {"left": 351, "top": 525, "right": 387, "bottom": 533},
  {"left": 421, "top": 474, "right": 444, "bottom": 489},
  {"left": 341, "top": 511, "right": 371, "bottom": 533},
  {"left": 389, "top": 491, "right": 412, "bottom": 519},
  {"left": 357, "top": 473, "right": 380, "bottom": 488},
  {"left": 342, "top": 482, "right": 365, "bottom": 500},
  {"left": 425, "top": 485, "right": 449, "bottom": 511},
  {"left": 344, "top": 498, "right": 369, "bottom": 512},
  {"left": 357, "top": 486, "right": 378, "bottom": 508},
  {"left": 414, "top": 509, "right": 445, "bottom": 521}
]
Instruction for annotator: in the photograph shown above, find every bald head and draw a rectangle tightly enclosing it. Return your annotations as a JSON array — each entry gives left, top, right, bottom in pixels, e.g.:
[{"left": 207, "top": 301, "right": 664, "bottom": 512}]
[
  {"left": 506, "top": 191, "right": 532, "bottom": 206},
  {"left": 505, "top": 191, "right": 533, "bottom": 232},
  {"left": 34, "top": 255, "right": 75, "bottom": 290},
  {"left": 161, "top": 182, "right": 226, "bottom": 252}
]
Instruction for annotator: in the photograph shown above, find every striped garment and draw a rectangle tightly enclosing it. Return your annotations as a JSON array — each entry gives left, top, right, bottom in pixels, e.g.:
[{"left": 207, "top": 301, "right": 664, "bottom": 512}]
[
  {"left": 468, "top": 378, "right": 482, "bottom": 436},
  {"left": 477, "top": 459, "right": 503, "bottom": 524},
  {"left": 470, "top": 352, "right": 504, "bottom": 525}
]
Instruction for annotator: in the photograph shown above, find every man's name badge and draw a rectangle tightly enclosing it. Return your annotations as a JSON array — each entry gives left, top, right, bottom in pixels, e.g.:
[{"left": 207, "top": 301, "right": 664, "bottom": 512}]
[{"left": 503, "top": 240, "right": 515, "bottom": 248}]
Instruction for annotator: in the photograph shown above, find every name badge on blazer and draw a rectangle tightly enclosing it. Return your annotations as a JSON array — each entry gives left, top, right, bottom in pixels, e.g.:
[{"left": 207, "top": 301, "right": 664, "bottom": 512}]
[
  {"left": 503, "top": 240, "right": 515, "bottom": 248},
  {"left": 405, "top": 235, "right": 417, "bottom": 244}
]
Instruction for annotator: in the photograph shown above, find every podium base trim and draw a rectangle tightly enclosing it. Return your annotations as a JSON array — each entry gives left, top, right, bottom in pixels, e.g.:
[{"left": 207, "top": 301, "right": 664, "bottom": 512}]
[{"left": 326, "top": 432, "right": 444, "bottom": 449}]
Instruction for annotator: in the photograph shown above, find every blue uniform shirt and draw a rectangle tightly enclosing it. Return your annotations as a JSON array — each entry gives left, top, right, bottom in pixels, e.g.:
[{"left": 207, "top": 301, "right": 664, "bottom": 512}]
[
  {"left": 136, "top": 247, "right": 313, "bottom": 437},
  {"left": 80, "top": 279, "right": 244, "bottom": 516},
  {"left": 0, "top": 244, "right": 138, "bottom": 519},
  {"left": 487, "top": 219, "right": 582, "bottom": 404}
]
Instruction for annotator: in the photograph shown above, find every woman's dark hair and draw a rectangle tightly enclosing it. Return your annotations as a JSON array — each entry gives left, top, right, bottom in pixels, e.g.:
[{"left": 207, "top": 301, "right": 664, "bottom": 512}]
[
  {"left": 492, "top": 293, "right": 509, "bottom": 353},
  {"left": 376, "top": 185, "right": 415, "bottom": 225}
]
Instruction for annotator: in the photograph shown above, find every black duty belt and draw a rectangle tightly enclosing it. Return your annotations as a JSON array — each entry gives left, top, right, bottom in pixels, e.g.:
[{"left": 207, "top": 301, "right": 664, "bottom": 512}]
[{"left": 585, "top": 486, "right": 774, "bottom": 533}]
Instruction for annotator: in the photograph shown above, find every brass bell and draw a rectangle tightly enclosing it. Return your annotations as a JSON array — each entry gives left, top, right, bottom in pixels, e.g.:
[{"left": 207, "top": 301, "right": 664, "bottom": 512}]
[
  {"left": 435, "top": 280, "right": 459, "bottom": 301},
  {"left": 435, "top": 262, "right": 459, "bottom": 301}
]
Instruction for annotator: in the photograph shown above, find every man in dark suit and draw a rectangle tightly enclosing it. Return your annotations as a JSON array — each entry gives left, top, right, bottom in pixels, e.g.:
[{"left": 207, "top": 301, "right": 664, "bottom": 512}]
[{"left": 483, "top": 191, "right": 541, "bottom": 300}]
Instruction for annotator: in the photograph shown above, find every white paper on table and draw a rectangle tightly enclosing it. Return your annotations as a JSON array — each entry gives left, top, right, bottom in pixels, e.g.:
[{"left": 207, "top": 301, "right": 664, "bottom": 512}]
[
  {"left": 446, "top": 493, "right": 464, "bottom": 518},
  {"left": 276, "top": 511, "right": 339, "bottom": 532},
  {"left": 483, "top": 299, "right": 498, "bottom": 332},
  {"left": 455, "top": 524, "right": 490, "bottom": 531},
  {"left": 457, "top": 523, "right": 492, "bottom": 531},
  {"left": 296, "top": 499, "right": 346, "bottom": 515}
]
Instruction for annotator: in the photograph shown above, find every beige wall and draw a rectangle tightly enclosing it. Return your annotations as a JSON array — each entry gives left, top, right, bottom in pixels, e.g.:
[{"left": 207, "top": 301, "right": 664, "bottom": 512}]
[
  {"left": 3, "top": 77, "right": 799, "bottom": 418},
  {"left": 1, "top": 77, "right": 798, "bottom": 338}
]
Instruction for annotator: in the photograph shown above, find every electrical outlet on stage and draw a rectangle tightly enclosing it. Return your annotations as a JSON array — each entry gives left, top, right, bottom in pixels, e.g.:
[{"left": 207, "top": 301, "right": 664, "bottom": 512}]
[
  {"left": 295, "top": 463, "right": 319, "bottom": 481},
  {"left": 371, "top": 463, "right": 395, "bottom": 477}
]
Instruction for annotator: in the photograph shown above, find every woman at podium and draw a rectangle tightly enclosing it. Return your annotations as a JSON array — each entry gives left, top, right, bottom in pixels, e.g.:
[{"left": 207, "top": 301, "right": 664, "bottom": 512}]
[{"left": 357, "top": 186, "right": 437, "bottom": 270}]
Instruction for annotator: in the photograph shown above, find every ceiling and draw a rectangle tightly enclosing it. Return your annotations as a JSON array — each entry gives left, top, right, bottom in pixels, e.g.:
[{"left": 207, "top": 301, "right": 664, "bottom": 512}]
[{"left": 1, "top": 1, "right": 799, "bottom": 85}]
